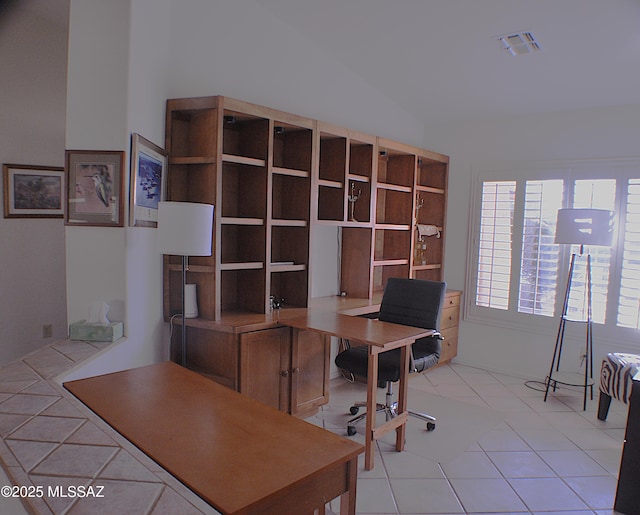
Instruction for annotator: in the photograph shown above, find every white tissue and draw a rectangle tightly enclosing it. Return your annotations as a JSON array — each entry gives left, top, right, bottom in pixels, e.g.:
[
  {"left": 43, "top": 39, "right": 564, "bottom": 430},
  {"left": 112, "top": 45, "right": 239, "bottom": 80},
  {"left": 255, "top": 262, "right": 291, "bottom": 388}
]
[{"left": 87, "top": 302, "right": 111, "bottom": 325}]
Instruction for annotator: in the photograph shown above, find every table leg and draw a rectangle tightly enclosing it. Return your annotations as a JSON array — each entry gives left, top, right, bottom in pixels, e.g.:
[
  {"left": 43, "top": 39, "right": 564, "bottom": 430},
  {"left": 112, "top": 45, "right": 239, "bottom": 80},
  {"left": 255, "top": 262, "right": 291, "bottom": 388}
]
[
  {"left": 395, "top": 344, "right": 410, "bottom": 451},
  {"left": 339, "top": 456, "right": 358, "bottom": 515},
  {"left": 365, "top": 347, "right": 378, "bottom": 470}
]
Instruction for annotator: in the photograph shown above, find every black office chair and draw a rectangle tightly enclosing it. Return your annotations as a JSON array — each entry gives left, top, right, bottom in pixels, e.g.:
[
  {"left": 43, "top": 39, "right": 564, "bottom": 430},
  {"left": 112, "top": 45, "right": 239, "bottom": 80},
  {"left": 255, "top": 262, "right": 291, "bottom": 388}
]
[{"left": 335, "top": 278, "right": 446, "bottom": 436}]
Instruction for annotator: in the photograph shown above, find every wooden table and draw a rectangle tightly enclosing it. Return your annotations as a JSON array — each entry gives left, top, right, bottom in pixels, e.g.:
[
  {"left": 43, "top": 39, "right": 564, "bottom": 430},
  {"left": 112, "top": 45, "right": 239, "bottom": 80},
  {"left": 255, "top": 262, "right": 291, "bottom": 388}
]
[
  {"left": 64, "top": 361, "right": 363, "bottom": 515},
  {"left": 285, "top": 311, "right": 434, "bottom": 470}
]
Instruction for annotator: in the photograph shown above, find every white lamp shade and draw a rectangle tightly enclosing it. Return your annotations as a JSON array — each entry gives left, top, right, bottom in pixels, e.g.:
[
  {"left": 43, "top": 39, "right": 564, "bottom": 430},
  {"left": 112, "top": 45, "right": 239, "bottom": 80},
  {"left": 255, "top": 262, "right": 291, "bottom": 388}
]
[
  {"left": 157, "top": 201, "right": 214, "bottom": 256},
  {"left": 555, "top": 208, "right": 614, "bottom": 246}
]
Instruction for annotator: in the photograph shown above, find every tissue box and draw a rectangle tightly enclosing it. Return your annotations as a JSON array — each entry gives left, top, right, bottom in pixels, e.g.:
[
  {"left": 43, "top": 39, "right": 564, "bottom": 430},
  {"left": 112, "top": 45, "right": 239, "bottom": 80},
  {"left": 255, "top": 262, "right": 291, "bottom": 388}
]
[{"left": 69, "top": 321, "right": 124, "bottom": 342}]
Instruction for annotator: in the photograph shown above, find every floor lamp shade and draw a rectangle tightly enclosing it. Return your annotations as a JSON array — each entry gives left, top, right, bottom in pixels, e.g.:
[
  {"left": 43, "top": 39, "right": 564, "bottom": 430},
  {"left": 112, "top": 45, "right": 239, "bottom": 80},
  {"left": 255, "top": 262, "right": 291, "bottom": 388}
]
[
  {"left": 555, "top": 208, "right": 614, "bottom": 247},
  {"left": 157, "top": 201, "right": 213, "bottom": 366},
  {"left": 157, "top": 201, "right": 213, "bottom": 257}
]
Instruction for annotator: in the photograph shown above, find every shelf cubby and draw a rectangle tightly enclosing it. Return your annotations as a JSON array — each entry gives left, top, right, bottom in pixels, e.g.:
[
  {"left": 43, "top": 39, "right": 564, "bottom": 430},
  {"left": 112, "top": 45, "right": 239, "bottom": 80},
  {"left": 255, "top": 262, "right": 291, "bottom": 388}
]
[
  {"left": 349, "top": 141, "right": 373, "bottom": 180},
  {"left": 317, "top": 134, "right": 347, "bottom": 222},
  {"left": 415, "top": 190, "right": 446, "bottom": 229},
  {"left": 221, "top": 163, "right": 267, "bottom": 220},
  {"left": 412, "top": 266, "right": 443, "bottom": 282},
  {"left": 347, "top": 177, "right": 371, "bottom": 224},
  {"left": 319, "top": 135, "right": 347, "bottom": 182},
  {"left": 377, "top": 150, "right": 414, "bottom": 188},
  {"left": 164, "top": 265, "right": 215, "bottom": 319},
  {"left": 271, "top": 225, "right": 309, "bottom": 267},
  {"left": 167, "top": 108, "right": 217, "bottom": 159},
  {"left": 166, "top": 163, "right": 216, "bottom": 205},
  {"left": 222, "top": 112, "right": 269, "bottom": 161},
  {"left": 417, "top": 156, "right": 448, "bottom": 191},
  {"left": 340, "top": 227, "right": 373, "bottom": 299},
  {"left": 317, "top": 185, "right": 345, "bottom": 222},
  {"left": 220, "top": 224, "right": 266, "bottom": 266},
  {"left": 273, "top": 124, "right": 313, "bottom": 173},
  {"left": 375, "top": 187, "right": 412, "bottom": 226},
  {"left": 220, "top": 269, "right": 266, "bottom": 314},
  {"left": 372, "top": 263, "right": 410, "bottom": 293},
  {"left": 374, "top": 228, "right": 411, "bottom": 261},
  {"left": 272, "top": 172, "right": 310, "bottom": 221},
  {"left": 270, "top": 269, "right": 308, "bottom": 308}
]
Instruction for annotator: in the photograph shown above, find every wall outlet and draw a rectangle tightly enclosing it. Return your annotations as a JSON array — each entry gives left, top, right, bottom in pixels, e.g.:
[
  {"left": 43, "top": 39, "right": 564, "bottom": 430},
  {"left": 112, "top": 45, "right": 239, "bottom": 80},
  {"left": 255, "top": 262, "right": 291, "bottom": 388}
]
[{"left": 42, "top": 324, "right": 53, "bottom": 339}]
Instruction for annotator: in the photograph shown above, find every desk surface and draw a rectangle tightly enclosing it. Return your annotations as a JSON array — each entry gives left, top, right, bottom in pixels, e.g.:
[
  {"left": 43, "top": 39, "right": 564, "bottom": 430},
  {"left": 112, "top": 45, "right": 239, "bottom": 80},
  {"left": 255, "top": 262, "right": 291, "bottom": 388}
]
[
  {"left": 286, "top": 311, "right": 434, "bottom": 350},
  {"left": 64, "top": 362, "right": 363, "bottom": 514}
]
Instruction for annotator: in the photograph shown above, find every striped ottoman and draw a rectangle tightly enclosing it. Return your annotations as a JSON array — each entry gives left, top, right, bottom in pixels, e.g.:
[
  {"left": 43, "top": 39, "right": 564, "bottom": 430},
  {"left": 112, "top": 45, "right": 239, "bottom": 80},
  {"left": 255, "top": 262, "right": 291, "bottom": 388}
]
[{"left": 598, "top": 352, "right": 640, "bottom": 420}]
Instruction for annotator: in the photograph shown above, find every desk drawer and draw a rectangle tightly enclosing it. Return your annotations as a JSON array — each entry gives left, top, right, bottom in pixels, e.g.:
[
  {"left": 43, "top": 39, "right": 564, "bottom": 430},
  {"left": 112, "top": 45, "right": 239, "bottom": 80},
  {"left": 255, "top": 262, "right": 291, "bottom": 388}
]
[
  {"left": 439, "top": 326, "right": 458, "bottom": 363},
  {"left": 444, "top": 291, "right": 461, "bottom": 309},
  {"left": 440, "top": 305, "right": 460, "bottom": 331}
]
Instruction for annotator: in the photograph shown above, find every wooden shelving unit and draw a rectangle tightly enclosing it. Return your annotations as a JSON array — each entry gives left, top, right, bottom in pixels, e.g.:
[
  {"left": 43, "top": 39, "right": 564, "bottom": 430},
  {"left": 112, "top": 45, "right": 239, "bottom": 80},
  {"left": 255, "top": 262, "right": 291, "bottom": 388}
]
[
  {"left": 164, "top": 96, "right": 450, "bottom": 319},
  {"left": 163, "top": 96, "right": 453, "bottom": 409}
]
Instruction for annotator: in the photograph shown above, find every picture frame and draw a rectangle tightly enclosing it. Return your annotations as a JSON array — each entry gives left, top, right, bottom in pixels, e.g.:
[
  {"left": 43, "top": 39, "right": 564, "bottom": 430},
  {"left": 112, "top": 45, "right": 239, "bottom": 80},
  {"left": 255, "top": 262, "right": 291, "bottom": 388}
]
[
  {"left": 3, "top": 164, "right": 65, "bottom": 218},
  {"left": 65, "top": 150, "right": 125, "bottom": 227},
  {"left": 129, "top": 133, "right": 168, "bottom": 227}
]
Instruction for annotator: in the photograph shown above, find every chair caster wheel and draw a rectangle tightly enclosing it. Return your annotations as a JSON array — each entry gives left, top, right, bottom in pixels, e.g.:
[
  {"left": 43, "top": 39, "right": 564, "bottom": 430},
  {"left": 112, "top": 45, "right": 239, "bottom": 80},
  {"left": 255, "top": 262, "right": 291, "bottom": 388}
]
[
  {"left": 426, "top": 422, "right": 436, "bottom": 431},
  {"left": 349, "top": 406, "right": 360, "bottom": 416},
  {"left": 347, "top": 425, "right": 357, "bottom": 436}
]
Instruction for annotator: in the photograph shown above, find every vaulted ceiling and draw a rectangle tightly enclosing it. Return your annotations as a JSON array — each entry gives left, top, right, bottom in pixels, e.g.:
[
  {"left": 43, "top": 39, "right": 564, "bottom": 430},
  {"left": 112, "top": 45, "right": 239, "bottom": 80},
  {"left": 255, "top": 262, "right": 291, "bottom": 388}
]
[{"left": 257, "top": 0, "right": 640, "bottom": 125}]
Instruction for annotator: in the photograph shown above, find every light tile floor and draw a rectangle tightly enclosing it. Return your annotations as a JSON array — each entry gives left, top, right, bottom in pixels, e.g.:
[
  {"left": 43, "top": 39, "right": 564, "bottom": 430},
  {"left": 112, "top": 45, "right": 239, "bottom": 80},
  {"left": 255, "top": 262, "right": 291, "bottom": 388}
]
[
  {"left": 315, "top": 364, "right": 628, "bottom": 515},
  {"left": 0, "top": 339, "right": 630, "bottom": 514}
]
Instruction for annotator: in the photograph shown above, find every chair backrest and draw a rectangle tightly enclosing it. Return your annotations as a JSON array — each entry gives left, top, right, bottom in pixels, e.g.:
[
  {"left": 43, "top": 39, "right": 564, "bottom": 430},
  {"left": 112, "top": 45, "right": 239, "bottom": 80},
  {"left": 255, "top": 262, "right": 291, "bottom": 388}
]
[
  {"left": 378, "top": 278, "right": 446, "bottom": 331},
  {"left": 378, "top": 278, "right": 447, "bottom": 369}
]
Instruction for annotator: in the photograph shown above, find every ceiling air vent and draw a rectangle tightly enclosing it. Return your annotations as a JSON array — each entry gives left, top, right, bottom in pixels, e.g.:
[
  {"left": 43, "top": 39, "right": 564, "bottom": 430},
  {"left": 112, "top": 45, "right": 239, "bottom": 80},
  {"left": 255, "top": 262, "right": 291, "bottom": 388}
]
[{"left": 498, "top": 32, "right": 540, "bottom": 56}]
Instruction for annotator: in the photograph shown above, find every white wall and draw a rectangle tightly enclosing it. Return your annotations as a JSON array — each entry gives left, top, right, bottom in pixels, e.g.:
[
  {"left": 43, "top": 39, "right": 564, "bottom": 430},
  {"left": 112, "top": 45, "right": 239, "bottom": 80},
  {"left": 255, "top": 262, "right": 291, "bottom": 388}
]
[
  {"left": 0, "top": 0, "right": 69, "bottom": 365},
  {"left": 164, "top": 0, "right": 427, "bottom": 301},
  {"left": 424, "top": 104, "right": 640, "bottom": 379},
  {"left": 165, "top": 0, "right": 425, "bottom": 148},
  {"left": 64, "top": 0, "right": 173, "bottom": 380},
  {"left": 63, "top": 0, "right": 423, "bottom": 379}
]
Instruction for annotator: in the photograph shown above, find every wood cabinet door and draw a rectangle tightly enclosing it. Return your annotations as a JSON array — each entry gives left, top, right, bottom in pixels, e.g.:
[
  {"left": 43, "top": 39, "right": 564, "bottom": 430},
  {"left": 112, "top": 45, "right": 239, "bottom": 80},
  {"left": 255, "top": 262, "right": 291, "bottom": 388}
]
[
  {"left": 290, "top": 329, "right": 330, "bottom": 417},
  {"left": 239, "top": 327, "right": 291, "bottom": 411}
]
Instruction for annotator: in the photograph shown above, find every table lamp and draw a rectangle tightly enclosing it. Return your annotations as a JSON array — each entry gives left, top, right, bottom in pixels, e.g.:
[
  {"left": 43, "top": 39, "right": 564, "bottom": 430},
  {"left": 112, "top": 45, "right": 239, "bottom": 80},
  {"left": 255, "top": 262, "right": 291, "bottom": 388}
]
[
  {"left": 157, "top": 201, "right": 213, "bottom": 366},
  {"left": 544, "top": 208, "right": 614, "bottom": 410}
]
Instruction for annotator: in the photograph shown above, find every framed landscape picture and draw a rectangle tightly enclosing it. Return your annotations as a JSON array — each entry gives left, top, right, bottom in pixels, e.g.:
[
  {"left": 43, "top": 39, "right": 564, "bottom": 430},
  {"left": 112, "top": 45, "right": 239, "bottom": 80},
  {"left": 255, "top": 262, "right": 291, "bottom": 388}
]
[
  {"left": 65, "top": 150, "right": 125, "bottom": 227},
  {"left": 3, "top": 164, "right": 65, "bottom": 218},
  {"left": 129, "top": 133, "right": 167, "bottom": 227}
]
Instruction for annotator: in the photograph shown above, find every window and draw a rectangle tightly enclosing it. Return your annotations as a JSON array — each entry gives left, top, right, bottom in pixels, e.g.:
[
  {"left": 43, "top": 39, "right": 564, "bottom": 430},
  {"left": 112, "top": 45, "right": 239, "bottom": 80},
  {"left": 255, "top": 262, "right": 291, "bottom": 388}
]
[
  {"left": 617, "top": 179, "right": 640, "bottom": 329},
  {"left": 476, "top": 181, "right": 515, "bottom": 310},
  {"left": 469, "top": 161, "right": 640, "bottom": 341},
  {"left": 518, "top": 180, "right": 563, "bottom": 316}
]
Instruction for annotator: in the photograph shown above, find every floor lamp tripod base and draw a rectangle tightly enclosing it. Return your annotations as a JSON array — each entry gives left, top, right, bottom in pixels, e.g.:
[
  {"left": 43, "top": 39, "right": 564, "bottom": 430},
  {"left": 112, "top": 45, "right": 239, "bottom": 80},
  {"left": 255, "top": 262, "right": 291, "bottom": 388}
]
[{"left": 544, "top": 252, "right": 594, "bottom": 411}]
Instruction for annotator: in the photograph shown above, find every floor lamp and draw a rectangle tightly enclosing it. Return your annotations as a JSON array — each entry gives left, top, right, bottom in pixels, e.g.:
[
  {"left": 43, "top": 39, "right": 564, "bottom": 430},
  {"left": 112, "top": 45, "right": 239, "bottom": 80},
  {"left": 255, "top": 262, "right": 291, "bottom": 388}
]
[
  {"left": 544, "top": 208, "right": 614, "bottom": 410},
  {"left": 157, "top": 201, "right": 214, "bottom": 367}
]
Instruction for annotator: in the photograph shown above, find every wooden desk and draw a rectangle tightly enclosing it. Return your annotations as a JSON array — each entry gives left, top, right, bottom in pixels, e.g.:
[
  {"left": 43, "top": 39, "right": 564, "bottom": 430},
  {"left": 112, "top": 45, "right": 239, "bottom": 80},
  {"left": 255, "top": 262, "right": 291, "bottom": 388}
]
[
  {"left": 286, "top": 312, "right": 434, "bottom": 470},
  {"left": 64, "top": 362, "right": 363, "bottom": 515}
]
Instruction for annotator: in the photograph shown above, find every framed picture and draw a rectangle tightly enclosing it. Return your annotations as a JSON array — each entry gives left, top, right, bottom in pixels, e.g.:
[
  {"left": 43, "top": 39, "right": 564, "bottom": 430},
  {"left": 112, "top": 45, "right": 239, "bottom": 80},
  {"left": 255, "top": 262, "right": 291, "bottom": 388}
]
[
  {"left": 3, "top": 164, "right": 65, "bottom": 218},
  {"left": 65, "top": 150, "right": 125, "bottom": 227},
  {"left": 129, "top": 133, "right": 168, "bottom": 227}
]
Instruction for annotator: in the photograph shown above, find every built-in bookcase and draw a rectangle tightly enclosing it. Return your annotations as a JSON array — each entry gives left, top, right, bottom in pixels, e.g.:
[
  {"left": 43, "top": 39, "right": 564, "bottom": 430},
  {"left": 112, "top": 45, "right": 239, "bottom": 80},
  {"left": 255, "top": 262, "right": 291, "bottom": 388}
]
[{"left": 164, "top": 96, "right": 449, "bottom": 321}]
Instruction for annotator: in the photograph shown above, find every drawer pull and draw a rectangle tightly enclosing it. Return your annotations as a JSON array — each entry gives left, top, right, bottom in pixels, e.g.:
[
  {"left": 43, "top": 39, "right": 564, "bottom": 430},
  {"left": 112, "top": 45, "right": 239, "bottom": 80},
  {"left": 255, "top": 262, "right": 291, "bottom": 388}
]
[{"left": 281, "top": 370, "right": 289, "bottom": 377}]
